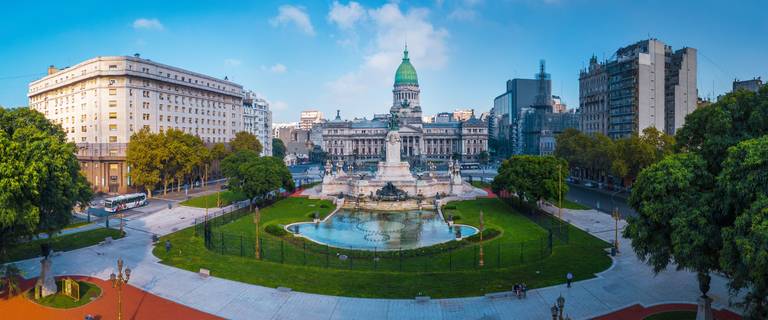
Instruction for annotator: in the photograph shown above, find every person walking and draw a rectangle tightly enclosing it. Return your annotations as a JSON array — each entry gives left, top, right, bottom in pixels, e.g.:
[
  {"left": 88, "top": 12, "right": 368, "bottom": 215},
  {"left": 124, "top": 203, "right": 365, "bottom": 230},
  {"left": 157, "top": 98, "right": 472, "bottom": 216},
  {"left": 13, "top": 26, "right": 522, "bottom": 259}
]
[
  {"left": 566, "top": 272, "right": 574, "bottom": 288},
  {"left": 165, "top": 239, "right": 172, "bottom": 253}
]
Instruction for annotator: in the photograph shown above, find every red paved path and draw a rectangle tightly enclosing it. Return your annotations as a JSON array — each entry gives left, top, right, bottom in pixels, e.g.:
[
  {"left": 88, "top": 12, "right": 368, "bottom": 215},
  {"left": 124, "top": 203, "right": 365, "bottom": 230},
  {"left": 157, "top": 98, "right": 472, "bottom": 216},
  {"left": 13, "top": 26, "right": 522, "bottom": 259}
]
[
  {"left": 593, "top": 303, "right": 741, "bottom": 320},
  {"left": 1, "top": 275, "right": 221, "bottom": 320}
]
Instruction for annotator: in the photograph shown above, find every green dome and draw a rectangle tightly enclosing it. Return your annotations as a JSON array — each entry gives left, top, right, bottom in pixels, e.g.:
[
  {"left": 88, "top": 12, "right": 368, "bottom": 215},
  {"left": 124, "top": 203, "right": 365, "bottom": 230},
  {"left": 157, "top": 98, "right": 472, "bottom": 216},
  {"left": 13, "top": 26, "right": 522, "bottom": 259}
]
[{"left": 394, "top": 46, "right": 418, "bottom": 86}]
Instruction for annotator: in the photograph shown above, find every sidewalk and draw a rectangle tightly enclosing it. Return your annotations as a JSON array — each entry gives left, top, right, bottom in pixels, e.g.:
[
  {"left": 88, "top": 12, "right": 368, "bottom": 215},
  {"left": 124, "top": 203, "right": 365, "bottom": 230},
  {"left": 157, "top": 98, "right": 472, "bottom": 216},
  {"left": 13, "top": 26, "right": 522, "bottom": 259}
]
[{"left": 8, "top": 198, "right": 741, "bottom": 320}]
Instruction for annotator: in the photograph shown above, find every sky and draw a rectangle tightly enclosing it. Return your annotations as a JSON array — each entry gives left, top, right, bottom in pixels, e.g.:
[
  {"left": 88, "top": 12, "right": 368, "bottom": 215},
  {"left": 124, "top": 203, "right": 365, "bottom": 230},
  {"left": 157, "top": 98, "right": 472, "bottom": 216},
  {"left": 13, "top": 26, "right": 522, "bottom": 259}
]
[{"left": 0, "top": 0, "right": 766, "bottom": 122}]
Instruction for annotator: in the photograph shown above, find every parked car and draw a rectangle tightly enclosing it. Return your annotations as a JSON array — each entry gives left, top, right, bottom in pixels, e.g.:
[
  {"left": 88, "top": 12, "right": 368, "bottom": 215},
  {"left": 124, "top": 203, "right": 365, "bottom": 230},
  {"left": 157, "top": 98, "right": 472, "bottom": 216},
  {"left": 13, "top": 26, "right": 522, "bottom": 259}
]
[{"left": 584, "top": 182, "right": 595, "bottom": 188}]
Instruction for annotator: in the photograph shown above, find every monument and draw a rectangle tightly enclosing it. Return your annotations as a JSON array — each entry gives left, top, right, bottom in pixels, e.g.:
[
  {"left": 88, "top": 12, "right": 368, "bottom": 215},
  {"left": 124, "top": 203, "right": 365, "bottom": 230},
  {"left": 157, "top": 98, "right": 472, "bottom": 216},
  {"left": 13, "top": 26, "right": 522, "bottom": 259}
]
[{"left": 36, "top": 255, "right": 57, "bottom": 298}]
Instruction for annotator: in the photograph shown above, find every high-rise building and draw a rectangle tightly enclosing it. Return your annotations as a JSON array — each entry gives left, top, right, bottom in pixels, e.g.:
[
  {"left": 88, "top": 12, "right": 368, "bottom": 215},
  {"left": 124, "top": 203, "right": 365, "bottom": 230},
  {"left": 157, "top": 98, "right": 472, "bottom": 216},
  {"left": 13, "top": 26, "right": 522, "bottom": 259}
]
[
  {"left": 452, "top": 109, "right": 474, "bottom": 122},
  {"left": 578, "top": 55, "right": 609, "bottom": 135},
  {"left": 491, "top": 77, "right": 546, "bottom": 157},
  {"left": 733, "top": 77, "right": 764, "bottom": 93},
  {"left": 582, "top": 39, "right": 697, "bottom": 139},
  {"left": 551, "top": 96, "right": 567, "bottom": 113},
  {"left": 28, "top": 55, "right": 243, "bottom": 193},
  {"left": 243, "top": 90, "right": 272, "bottom": 156},
  {"left": 299, "top": 110, "right": 324, "bottom": 130}
]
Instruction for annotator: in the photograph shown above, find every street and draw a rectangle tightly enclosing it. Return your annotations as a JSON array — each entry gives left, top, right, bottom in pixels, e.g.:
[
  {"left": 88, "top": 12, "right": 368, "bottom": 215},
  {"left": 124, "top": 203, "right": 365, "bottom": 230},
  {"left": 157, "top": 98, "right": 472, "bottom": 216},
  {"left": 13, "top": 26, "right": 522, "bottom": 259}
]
[{"left": 565, "top": 184, "right": 637, "bottom": 218}]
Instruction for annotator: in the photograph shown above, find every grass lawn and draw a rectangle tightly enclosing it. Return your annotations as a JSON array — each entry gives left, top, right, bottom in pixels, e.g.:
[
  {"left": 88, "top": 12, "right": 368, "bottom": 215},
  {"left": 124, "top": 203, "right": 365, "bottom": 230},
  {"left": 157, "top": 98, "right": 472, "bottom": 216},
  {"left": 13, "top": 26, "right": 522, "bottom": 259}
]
[
  {"left": 644, "top": 311, "right": 696, "bottom": 320},
  {"left": 179, "top": 190, "right": 247, "bottom": 208},
  {"left": 557, "top": 199, "right": 591, "bottom": 210},
  {"left": 154, "top": 197, "right": 611, "bottom": 298},
  {"left": 26, "top": 280, "right": 101, "bottom": 308},
  {"left": 62, "top": 220, "right": 91, "bottom": 230},
  {"left": 2, "top": 228, "right": 124, "bottom": 263}
]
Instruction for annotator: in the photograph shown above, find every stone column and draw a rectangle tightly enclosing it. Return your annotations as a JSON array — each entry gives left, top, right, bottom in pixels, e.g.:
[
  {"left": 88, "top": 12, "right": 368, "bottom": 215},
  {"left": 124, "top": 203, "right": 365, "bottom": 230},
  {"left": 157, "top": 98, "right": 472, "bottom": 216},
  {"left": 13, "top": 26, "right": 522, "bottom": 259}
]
[{"left": 696, "top": 296, "right": 714, "bottom": 320}]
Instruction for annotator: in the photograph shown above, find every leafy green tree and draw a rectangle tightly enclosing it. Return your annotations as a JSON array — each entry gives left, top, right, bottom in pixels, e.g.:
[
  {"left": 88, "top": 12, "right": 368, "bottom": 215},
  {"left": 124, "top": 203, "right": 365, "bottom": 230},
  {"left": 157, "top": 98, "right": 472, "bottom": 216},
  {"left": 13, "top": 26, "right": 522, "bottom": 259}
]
[
  {"left": 625, "top": 153, "right": 719, "bottom": 297},
  {"left": 127, "top": 128, "right": 163, "bottom": 197},
  {"left": 222, "top": 151, "right": 293, "bottom": 210},
  {"left": 0, "top": 264, "right": 22, "bottom": 298},
  {"left": 272, "top": 138, "right": 286, "bottom": 159},
  {"left": 493, "top": 155, "right": 568, "bottom": 206},
  {"left": 611, "top": 134, "right": 656, "bottom": 185},
  {"left": 718, "top": 136, "right": 768, "bottom": 317},
  {"left": 477, "top": 151, "right": 489, "bottom": 166},
  {"left": 231, "top": 131, "right": 263, "bottom": 154},
  {"left": 0, "top": 108, "right": 92, "bottom": 259}
]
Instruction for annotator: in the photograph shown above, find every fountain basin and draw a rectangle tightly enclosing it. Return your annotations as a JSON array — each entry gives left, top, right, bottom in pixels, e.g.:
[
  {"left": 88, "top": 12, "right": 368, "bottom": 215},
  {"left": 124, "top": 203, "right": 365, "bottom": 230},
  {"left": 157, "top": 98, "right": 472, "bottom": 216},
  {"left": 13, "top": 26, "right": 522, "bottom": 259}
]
[{"left": 285, "top": 209, "right": 478, "bottom": 251}]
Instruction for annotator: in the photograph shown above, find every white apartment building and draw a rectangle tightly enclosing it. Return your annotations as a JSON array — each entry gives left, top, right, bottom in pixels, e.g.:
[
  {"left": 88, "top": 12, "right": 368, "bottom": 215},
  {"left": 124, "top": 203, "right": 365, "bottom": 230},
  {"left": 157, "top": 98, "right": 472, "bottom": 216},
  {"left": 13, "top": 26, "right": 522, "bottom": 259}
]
[
  {"left": 243, "top": 90, "right": 272, "bottom": 156},
  {"left": 299, "top": 110, "right": 323, "bottom": 130},
  {"left": 28, "top": 55, "right": 244, "bottom": 193}
]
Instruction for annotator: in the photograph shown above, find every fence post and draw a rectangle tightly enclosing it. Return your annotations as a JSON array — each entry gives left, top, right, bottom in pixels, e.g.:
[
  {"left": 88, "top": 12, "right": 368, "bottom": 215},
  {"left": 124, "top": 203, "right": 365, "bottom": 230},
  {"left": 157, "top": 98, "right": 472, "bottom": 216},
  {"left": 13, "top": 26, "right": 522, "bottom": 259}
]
[
  {"left": 399, "top": 248, "right": 403, "bottom": 272},
  {"left": 326, "top": 245, "right": 329, "bottom": 268},
  {"left": 374, "top": 247, "right": 378, "bottom": 270},
  {"left": 474, "top": 245, "right": 477, "bottom": 269},
  {"left": 520, "top": 242, "right": 524, "bottom": 263},
  {"left": 240, "top": 235, "right": 244, "bottom": 257},
  {"left": 281, "top": 240, "right": 285, "bottom": 264},
  {"left": 220, "top": 232, "right": 224, "bottom": 254},
  {"left": 497, "top": 241, "right": 501, "bottom": 268},
  {"left": 449, "top": 247, "right": 452, "bottom": 271},
  {"left": 303, "top": 242, "right": 307, "bottom": 266},
  {"left": 259, "top": 236, "right": 263, "bottom": 260}
]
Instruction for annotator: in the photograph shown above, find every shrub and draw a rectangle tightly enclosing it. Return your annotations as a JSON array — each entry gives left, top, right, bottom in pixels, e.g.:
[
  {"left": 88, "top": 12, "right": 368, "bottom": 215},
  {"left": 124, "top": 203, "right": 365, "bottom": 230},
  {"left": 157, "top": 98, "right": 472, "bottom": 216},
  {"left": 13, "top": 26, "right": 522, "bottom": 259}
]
[
  {"left": 265, "top": 223, "right": 288, "bottom": 237},
  {"left": 466, "top": 228, "right": 501, "bottom": 243}
]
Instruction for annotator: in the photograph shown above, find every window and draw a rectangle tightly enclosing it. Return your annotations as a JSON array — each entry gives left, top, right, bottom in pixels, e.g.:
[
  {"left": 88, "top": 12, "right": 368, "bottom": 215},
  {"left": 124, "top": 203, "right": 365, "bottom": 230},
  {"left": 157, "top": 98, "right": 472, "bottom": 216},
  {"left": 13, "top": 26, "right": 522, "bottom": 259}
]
[
  {"left": 109, "top": 112, "right": 117, "bottom": 119},
  {"left": 81, "top": 126, "right": 87, "bottom": 132},
  {"left": 109, "top": 136, "right": 118, "bottom": 143},
  {"left": 108, "top": 64, "right": 117, "bottom": 70},
  {"left": 142, "top": 113, "right": 150, "bottom": 120},
  {"left": 109, "top": 100, "right": 117, "bottom": 107},
  {"left": 109, "top": 88, "right": 117, "bottom": 95},
  {"left": 109, "top": 124, "right": 117, "bottom": 131}
]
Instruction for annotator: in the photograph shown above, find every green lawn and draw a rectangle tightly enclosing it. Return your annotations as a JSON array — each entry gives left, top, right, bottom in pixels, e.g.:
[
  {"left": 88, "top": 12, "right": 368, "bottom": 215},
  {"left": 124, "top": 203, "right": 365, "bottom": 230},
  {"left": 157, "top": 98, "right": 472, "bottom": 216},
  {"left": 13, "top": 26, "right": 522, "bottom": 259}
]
[
  {"left": 62, "top": 220, "right": 91, "bottom": 230},
  {"left": 26, "top": 280, "right": 101, "bottom": 308},
  {"left": 179, "top": 190, "right": 247, "bottom": 208},
  {"left": 557, "top": 199, "right": 591, "bottom": 210},
  {"left": 644, "top": 311, "right": 696, "bottom": 320},
  {"left": 2, "top": 228, "right": 124, "bottom": 263},
  {"left": 154, "top": 197, "right": 611, "bottom": 298}
]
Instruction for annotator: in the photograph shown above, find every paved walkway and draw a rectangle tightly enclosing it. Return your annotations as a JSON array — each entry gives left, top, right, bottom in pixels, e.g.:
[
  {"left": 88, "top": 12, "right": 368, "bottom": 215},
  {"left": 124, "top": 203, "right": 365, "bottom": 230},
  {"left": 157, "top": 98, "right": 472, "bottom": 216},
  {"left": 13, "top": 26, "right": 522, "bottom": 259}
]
[
  {"left": 0, "top": 275, "right": 221, "bottom": 320},
  {"left": 8, "top": 200, "right": 742, "bottom": 320}
]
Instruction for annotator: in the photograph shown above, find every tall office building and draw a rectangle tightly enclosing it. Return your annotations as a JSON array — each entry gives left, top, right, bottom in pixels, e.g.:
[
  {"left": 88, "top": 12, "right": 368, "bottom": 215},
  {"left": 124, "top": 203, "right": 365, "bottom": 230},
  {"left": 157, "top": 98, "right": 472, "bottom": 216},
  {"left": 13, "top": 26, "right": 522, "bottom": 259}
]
[
  {"left": 243, "top": 90, "right": 272, "bottom": 156},
  {"left": 299, "top": 110, "right": 324, "bottom": 130},
  {"left": 581, "top": 39, "right": 697, "bottom": 139},
  {"left": 28, "top": 55, "right": 243, "bottom": 193}
]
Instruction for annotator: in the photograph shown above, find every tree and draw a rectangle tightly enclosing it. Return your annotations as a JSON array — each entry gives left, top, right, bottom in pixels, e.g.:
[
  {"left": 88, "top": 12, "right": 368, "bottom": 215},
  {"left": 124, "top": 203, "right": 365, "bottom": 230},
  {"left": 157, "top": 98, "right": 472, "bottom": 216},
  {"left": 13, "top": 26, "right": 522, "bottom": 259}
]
[
  {"left": 222, "top": 151, "right": 293, "bottom": 210},
  {"left": 272, "top": 138, "right": 286, "bottom": 159},
  {"left": 0, "top": 108, "right": 92, "bottom": 259},
  {"left": 0, "top": 264, "right": 22, "bottom": 298},
  {"left": 309, "top": 145, "right": 326, "bottom": 164},
  {"left": 127, "top": 128, "right": 163, "bottom": 197},
  {"left": 718, "top": 136, "right": 768, "bottom": 317},
  {"left": 231, "top": 131, "right": 263, "bottom": 155},
  {"left": 624, "top": 153, "right": 719, "bottom": 298},
  {"left": 493, "top": 155, "right": 568, "bottom": 206},
  {"left": 611, "top": 134, "right": 657, "bottom": 185},
  {"left": 477, "top": 151, "right": 490, "bottom": 166}
]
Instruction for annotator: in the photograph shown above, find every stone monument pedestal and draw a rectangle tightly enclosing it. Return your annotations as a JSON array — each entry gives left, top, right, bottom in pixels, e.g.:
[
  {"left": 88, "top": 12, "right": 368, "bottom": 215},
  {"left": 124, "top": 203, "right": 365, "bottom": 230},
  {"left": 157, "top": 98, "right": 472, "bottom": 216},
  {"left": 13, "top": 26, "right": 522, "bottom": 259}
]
[
  {"left": 696, "top": 296, "right": 714, "bottom": 320},
  {"left": 37, "top": 256, "right": 57, "bottom": 298}
]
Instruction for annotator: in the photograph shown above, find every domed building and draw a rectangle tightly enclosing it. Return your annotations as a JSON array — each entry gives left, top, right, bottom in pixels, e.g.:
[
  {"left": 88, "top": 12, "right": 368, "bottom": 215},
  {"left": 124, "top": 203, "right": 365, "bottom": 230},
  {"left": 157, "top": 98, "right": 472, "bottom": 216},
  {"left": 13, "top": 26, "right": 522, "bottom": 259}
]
[{"left": 322, "top": 45, "right": 488, "bottom": 167}]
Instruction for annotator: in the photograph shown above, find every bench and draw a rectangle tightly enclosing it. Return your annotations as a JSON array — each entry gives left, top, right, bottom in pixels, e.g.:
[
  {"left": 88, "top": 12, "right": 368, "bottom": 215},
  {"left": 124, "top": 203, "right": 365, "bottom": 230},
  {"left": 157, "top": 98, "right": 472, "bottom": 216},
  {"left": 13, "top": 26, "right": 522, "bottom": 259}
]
[
  {"left": 276, "top": 287, "right": 292, "bottom": 293},
  {"left": 198, "top": 268, "right": 210, "bottom": 278},
  {"left": 415, "top": 296, "right": 430, "bottom": 303}
]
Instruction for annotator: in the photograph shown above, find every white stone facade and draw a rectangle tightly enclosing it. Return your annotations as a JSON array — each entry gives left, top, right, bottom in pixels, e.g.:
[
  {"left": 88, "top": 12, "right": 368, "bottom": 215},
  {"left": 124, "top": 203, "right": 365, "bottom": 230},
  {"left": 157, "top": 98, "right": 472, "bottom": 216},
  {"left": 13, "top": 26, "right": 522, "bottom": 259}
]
[{"left": 243, "top": 90, "right": 272, "bottom": 156}]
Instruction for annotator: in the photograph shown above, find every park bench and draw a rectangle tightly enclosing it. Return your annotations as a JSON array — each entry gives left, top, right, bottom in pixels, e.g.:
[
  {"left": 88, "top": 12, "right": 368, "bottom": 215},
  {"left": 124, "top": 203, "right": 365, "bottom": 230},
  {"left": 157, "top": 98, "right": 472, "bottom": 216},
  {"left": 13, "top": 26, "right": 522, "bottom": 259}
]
[
  {"left": 198, "top": 268, "right": 210, "bottom": 278},
  {"left": 415, "top": 296, "right": 431, "bottom": 303},
  {"left": 276, "top": 287, "right": 292, "bottom": 293},
  {"left": 484, "top": 291, "right": 515, "bottom": 299}
]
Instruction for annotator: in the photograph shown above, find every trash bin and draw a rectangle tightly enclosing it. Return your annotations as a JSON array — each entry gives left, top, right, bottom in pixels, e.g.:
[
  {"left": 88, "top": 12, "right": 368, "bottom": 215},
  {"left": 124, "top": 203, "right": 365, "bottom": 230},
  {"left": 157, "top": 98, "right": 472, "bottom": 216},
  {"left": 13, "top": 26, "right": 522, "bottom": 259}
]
[
  {"left": 610, "top": 247, "right": 616, "bottom": 256},
  {"left": 167, "top": 203, "right": 172, "bottom": 210}
]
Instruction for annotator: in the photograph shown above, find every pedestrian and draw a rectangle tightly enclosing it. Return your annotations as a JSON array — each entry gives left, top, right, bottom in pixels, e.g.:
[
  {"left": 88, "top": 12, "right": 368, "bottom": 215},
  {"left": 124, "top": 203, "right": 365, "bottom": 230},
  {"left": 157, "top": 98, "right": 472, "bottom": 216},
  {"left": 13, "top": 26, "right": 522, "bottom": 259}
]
[
  {"left": 165, "top": 239, "right": 172, "bottom": 253},
  {"left": 566, "top": 272, "right": 573, "bottom": 288}
]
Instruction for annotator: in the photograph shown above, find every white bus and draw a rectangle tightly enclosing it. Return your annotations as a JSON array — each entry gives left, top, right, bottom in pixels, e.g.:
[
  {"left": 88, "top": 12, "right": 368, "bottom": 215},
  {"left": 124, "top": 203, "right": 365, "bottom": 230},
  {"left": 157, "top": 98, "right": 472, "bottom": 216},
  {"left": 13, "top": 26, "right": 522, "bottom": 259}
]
[{"left": 104, "top": 193, "right": 148, "bottom": 213}]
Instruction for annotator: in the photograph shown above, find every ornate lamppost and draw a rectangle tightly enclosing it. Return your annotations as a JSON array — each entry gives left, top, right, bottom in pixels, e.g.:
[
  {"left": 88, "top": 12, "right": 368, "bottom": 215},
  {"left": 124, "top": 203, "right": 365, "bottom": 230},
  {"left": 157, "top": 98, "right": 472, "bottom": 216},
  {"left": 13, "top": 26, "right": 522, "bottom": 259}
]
[
  {"left": 109, "top": 258, "right": 131, "bottom": 320},
  {"left": 478, "top": 210, "right": 485, "bottom": 267},
  {"left": 550, "top": 304, "right": 559, "bottom": 320},
  {"left": 557, "top": 294, "right": 565, "bottom": 320},
  {"left": 254, "top": 207, "right": 261, "bottom": 259},
  {"left": 612, "top": 207, "right": 620, "bottom": 254}
]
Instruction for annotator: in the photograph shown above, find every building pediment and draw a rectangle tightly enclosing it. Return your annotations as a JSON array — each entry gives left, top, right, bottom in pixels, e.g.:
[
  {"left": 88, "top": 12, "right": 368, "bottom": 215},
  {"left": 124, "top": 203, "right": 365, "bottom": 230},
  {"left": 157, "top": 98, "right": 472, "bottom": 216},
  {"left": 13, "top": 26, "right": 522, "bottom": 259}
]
[{"left": 398, "top": 124, "right": 422, "bottom": 134}]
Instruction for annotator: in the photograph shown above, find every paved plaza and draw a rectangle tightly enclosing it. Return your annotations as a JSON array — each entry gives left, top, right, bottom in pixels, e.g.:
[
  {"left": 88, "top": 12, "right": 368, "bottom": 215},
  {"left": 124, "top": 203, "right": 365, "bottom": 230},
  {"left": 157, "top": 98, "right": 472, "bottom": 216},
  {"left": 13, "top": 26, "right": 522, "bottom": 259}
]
[{"left": 10, "top": 198, "right": 741, "bottom": 320}]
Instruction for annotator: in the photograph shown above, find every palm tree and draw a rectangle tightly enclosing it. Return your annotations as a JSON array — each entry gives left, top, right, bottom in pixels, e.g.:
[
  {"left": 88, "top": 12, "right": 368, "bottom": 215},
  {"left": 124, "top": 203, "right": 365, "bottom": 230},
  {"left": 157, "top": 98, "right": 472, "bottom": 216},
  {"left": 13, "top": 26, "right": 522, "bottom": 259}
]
[{"left": 0, "top": 264, "right": 23, "bottom": 298}]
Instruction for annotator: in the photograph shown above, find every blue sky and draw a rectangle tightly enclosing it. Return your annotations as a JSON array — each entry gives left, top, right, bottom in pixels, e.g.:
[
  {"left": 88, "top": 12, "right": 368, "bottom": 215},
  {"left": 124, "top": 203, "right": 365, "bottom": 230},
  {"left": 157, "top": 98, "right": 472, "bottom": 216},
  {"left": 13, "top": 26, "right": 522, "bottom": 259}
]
[{"left": 0, "top": 0, "right": 766, "bottom": 122}]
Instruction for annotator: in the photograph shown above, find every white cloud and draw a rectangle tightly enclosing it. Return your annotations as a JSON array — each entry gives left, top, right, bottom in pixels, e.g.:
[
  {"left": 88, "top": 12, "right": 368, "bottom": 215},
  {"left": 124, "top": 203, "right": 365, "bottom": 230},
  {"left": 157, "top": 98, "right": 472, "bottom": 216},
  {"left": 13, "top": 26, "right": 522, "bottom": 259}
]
[
  {"left": 326, "top": 3, "right": 449, "bottom": 114},
  {"left": 270, "top": 63, "right": 287, "bottom": 73},
  {"left": 132, "top": 18, "right": 164, "bottom": 31},
  {"left": 270, "top": 5, "right": 315, "bottom": 36},
  {"left": 328, "top": 1, "right": 366, "bottom": 29},
  {"left": 271, "top": 100, "right": 289, "bottom": 111},
  {"left": 224, "top": 58, "right": 242, "bottom": 67}
]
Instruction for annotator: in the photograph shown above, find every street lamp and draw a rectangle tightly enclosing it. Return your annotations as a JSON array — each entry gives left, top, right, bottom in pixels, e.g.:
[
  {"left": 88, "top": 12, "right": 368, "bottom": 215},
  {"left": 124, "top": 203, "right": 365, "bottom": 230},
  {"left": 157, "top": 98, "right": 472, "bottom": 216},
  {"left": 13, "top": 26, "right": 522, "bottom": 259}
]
[
  {"left": 254, "top": 207, "right": 261, "bottom": 259},
  {"left": 478, "top": 210, "right": 484, "bottom": 267},
  {"left": 612, "top": 207, "right": 620, "bottom": 254},
  {"left": 109, "top": 258, "right": 131, "bottom": 320},
  {"left": 550, "top": 304, "right": 559, "bottom": 320},
  {"left": 557, "top": 294, "right": 565, "bottom": 320}
]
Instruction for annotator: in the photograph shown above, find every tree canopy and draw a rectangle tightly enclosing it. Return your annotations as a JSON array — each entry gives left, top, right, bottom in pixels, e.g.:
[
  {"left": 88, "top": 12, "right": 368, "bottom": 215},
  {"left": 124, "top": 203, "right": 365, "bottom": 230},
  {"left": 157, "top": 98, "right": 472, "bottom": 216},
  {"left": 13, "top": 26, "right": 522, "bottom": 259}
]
[
  {"left": 222, "top": 151, "right": 295, "bottom": 207},
  {"left": 492, "top": 155, "right": 568, "bottom": 205},
  {"left": 272, "top": 138, "right": 286, "bottom": 159},
  {"left": 0, "top": 108, "right": 92, "bottom": 259},
  {"left": 231, "top": 131, "right": 263, "bottom": 155},
  {"left": 626, "top": 86, "right": 768, "bottom": 318}
]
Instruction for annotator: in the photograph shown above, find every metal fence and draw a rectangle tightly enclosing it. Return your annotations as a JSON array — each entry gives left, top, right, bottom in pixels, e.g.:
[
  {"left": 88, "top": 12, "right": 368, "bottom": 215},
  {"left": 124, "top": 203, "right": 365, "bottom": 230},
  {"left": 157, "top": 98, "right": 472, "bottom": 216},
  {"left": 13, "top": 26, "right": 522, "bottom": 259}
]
[{"left": 192, "top": 202, "right": 565, "bottom": 272}]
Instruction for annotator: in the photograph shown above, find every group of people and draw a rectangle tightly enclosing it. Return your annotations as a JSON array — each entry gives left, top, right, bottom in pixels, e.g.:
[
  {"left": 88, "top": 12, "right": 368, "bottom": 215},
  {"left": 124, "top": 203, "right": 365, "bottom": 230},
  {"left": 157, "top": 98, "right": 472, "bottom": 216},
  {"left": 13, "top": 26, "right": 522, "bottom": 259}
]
[{"left": 513, "top": 283, "right": 528, "bottom": 298}]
